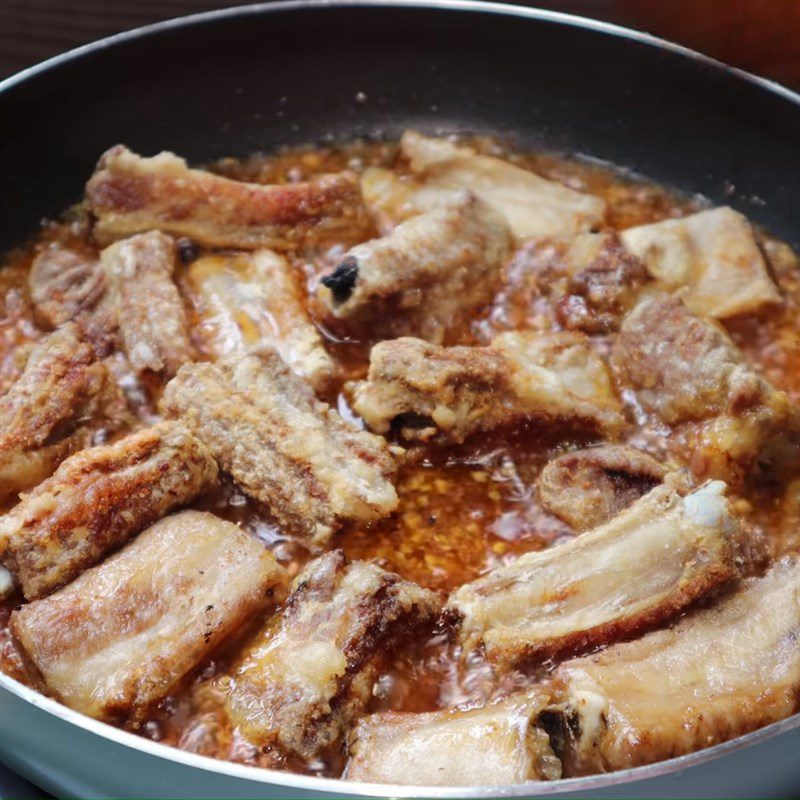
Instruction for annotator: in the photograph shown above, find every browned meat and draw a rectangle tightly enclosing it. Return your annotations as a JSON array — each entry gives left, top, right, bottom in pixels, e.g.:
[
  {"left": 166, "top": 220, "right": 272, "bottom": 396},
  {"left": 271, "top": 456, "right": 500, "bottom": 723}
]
[
  {"left": 11, "top": 510, "right": 288, "bottom": 721},
  {"left": 0, "top": 422, "right": 218, "bottom": 600},
  {"left": 554, "top": 556, "right": 800, "bottom": 772},
  {"left": 226, "top": 550, "right": 440, "bottom": 758},
  {"left": 447, "top": 479, "right": 739, "bottom": 667},
  {"left": 185, "top": 250, "right": 334, "bottom": 391},
  {"left": 29, "top": 244, "right": 104, "bottom": 327},
  {"left": 29, "top": 233, "right": 193, "bottom": 377},
  {"left": 161, "top": 348, "right": 398, "bottom": 543},
  {"left": 537, "top": 445, "right": 670, "bottom": 532},
  {"left": 529, "top": 231, "right": 652, "bottom": 332},
  {"left": 613, "top": 296, "right": 800, "bottom": 484},
  {"left": 621, "top": 206, "right": 781, "bottom": 319},
  {"left": 0, "top": 324, "right": 120, "bottom": 502},
  {"left": 99, "top": 231, "right": 194, "bottom": 376},
  {"left": 351, "top": 331, "right": 623, "bottom": 444},
  {"left": 86, "top": 146, "right": 371, "bottom": 251},
  {"left": 345, "top": 689, "right": 561, "bottom": 785},
  {"left": 317, "top": 193, "right": 511, "bottom": 343},
  {"left": 399, "top": 131, "right": 607, "bottom": 239}
]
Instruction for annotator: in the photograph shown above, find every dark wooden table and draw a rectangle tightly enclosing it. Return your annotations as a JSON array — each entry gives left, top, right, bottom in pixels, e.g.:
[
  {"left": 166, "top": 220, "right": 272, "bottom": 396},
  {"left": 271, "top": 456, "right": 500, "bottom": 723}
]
[{"left": 1, "top": 0, "right": 799, "bottom": 87}]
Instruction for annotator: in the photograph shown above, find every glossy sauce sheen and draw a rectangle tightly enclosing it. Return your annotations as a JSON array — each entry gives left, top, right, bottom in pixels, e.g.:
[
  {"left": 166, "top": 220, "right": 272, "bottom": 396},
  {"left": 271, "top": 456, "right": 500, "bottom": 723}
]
[{"left": 1, "top": 139, "right": 798, "bottom": 777}]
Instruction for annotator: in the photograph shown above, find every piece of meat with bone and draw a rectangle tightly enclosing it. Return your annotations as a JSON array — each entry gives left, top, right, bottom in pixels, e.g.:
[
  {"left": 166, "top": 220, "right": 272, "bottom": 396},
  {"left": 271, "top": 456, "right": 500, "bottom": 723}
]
[
  {"left": 86, "top": 145, "right": 371, "bottom": 251},
  {"left": 0, "top": 421, "right": 218, "bottom": 600},
  {"left": 351, "top": 331, "right": 623, "bottom": 444},
  {"left": 537, "top": 445, "right": 670, "bottom": 532},
  {"left": 98, "top": 231, "right": 194, "bottom": 376},
  {"left": 345, "top": 688, "right": 561, "bottom": 785},
  {"left": 528, "top": 231, "right": 652, "bottom": 332},
  {"left": 11, "top": 510, "right": 288, "bottom": 722},
  {"left": 613, "top": 295, "right": 800, "bottom": 484},
  {"left": 553, "top": 555, "right": 800, "bottom": 773},
  {"left": 318, "top": 192, "right": 511, "bottom": 343},
  {"left": 29, "top": 244, "right": 105, "bottom": 327},
  {"left": 0, "top": 323, "right": 119, "bottom": 503},
  {"left": 28, "top": 233, "right": 193, "bottom": 377},
  {"left": 399, "top": 130, "right": 607, "bottom": 239},
  {"left": 185, "top": 249, "right": 334, "bottom": 391},
  {"left": 621, "top": 206, "right": 781, "bottom": 319},
  {"left": 226, "top": 549, "right": 440, "bottom": 758},
  {"left": 447, "top": 479, "right": 739, "bottom": 668},
  {"left": 160, "top": 348, "right": 398, "bottom": 543}
]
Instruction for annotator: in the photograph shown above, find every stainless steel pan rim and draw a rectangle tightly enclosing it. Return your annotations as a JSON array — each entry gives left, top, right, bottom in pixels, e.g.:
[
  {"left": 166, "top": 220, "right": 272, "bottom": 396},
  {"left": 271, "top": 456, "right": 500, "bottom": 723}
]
[
  {"left": 1, "top": 1, "right": 798, "bottom": 796},
  {"left": 2, "top": 672, "right": 799, "bottom": 797}
]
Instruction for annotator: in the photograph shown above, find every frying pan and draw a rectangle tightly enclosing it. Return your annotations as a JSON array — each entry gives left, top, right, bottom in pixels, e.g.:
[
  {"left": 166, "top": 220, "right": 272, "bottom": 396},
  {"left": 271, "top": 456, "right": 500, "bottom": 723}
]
[{"left": 0, "top": 2, "right": 798, "bottom": 797}]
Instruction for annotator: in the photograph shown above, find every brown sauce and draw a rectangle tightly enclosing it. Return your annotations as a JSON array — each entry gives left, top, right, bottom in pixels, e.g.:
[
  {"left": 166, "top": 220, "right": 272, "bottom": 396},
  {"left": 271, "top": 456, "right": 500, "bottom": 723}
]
[{"left": 1, "top": 137, "right": 798, "bottom": 777}]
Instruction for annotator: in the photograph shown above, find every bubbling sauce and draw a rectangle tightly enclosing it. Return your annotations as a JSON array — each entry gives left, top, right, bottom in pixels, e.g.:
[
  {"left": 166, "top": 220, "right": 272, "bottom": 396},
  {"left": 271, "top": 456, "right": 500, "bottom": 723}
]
[{"left": 1, "top": 137, "right": 798, "bottom": 777}]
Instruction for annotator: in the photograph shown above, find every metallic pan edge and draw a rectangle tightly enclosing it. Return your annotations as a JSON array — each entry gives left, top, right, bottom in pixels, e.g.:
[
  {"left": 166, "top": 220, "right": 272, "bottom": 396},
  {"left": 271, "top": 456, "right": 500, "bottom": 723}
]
[
  {"left": 1, "top": 1, "right": 799, "bottom": 797},
  {"left": 2, "top": 673, "right": 799, "bottom": 798}
]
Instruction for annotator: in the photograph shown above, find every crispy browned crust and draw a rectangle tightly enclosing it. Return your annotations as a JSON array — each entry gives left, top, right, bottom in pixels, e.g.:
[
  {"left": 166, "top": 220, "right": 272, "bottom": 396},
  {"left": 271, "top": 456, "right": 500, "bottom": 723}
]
[
  {"left": 0, "top": 324, "right": 120, "bottom": 501},
  {"left": 530, "top": 231, "right": 651, "bottom": 333},
  {"left": 0, "top": 421, "right": 218, "bottom": 599},
  {"left": 537, "top": 445, "right": 670, "bottom": 532},
  {"left": 351, "top": 333, "right": 623, "bottom": 444},
  {"left": 0, "top": 324, "right": 107, "bottom": 453},
  {"left": 612, "top": 295, "right": 764, "bottom": 424},
  {"left": 227, "top": 550, "right": 441, "bottom": 758},
  {"left": 99, "top": 231, "right": 194, "bottom": 376},
  {"left": 10, "top": 510, "right": 288, "bottom": 721},
  {"left": 29, "top": 245, "right": 105, "bottom": 327},
  {"left": 160, "top": 349, "right": 398, "bottom": 543},
  {"left": 87, "top": 146, "right": 372, "bottom": 251},
  {"left": 613, "top": 296, "right": 800, "bottom": 484}
]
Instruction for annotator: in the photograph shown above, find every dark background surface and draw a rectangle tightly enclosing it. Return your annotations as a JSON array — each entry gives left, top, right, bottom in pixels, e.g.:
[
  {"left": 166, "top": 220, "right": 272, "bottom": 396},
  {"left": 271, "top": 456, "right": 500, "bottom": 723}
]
[{"left": 1, "top": 0, "right": 799, "bottom": 87}]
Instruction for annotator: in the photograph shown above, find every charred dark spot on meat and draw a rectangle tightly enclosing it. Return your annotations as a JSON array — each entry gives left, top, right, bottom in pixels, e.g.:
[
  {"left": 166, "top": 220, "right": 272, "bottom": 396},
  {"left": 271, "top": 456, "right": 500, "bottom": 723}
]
[{"left": 321, "top": 257, "right": 359, "bottom": 304}]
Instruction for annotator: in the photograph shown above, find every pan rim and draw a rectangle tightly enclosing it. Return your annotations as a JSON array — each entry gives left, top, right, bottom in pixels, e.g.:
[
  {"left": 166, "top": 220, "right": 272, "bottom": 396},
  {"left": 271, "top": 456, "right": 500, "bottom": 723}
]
[
  {"left": 1, "top": 1, "right": 799, "bottom": 796},
  {"left": 0, "top": 0, "right": 799, "bottom": 110},
  {"left": 3, "top": 673, "right": 799, "bottom": 797}
]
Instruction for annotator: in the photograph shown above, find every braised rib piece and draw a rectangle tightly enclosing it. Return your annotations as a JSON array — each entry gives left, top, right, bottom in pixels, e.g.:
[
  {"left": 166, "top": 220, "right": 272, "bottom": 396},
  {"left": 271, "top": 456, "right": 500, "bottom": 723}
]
[
  {"left": 11, "top": 510, "right": 288, "bottom": 721},
  {"left": 87, "top": 145, "right": 370, "bottom": 251},
  {"left": 318, "top": 193, "right": 511, "bottom": 343},
  {"left": 161, "top": 349, "right": 398, "bottom": 543},
  {"left": 537, "top": 445, "right": 669, "bottom": 532},
  {"left": 0, "top": 422, "right": 217, "bottom": 600},
  {"left": 613, "top": 296, "right": 800, "bottom": 484},
  {"left": 528, "top": 231, "right": 652, "bottom": 332},
  {"left": 345, "top": 689, "right": 561, "bottom": 785},
  {"left": 185, "top": 250, "right": 334, "bottom": 391},
  {"left": 226, "top": 550, "right": 440, "bottom": 758},
  {"left": 29, "top": 244, "right": 104, "bottom": 327},
  {"left": 555, "top": 556, "right": 800, "bottom": 772},
  {"left": 99, "top": 231, "right": 193, "bottom": 376},
  {"left": 400, "top": 130, "right": 607, "bottom": 239},
  {"left": 351, "top": 331, "right": 623, "bottom": 444},
  {"left": 621, "top": 207, "right": 781, "bottom": 319},
  {"left": 0, "top": 324, "right": 118, "bottom": 502},
  {"left": 447, "top": 480, "right": 738, "bottom": 667}
]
